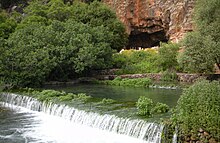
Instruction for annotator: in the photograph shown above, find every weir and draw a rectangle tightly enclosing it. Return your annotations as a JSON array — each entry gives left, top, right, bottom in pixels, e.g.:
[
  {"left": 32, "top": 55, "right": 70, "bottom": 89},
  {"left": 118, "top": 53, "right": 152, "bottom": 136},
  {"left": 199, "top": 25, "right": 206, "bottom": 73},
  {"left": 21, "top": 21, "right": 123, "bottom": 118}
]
[{"left": 0, "top": 93, "right": 164, "bottom": 143}]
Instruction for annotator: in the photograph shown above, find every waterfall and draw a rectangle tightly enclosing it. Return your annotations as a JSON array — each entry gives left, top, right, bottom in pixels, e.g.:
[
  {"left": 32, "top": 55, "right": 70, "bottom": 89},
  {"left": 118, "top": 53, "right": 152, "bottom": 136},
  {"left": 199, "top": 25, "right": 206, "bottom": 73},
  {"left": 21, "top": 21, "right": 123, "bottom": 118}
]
[{"left": 0, "top": 93, "right": 163, "bottom": 143}]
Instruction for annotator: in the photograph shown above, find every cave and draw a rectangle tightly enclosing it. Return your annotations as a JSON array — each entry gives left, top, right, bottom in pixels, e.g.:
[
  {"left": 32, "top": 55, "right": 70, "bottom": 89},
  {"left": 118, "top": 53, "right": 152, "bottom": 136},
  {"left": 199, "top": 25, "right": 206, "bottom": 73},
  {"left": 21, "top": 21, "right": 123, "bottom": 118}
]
[{"left": 127, "top": 30, "right": 168, "bottom": 48}]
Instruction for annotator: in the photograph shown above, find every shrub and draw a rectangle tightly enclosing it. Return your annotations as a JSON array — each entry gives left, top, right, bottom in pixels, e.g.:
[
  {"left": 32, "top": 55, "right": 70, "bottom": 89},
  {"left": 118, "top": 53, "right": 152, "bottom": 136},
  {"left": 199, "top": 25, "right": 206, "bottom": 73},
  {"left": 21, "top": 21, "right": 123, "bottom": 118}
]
[
  {"left": 0, "top": 10, "right": 17, "bottom": 39},
  {"left": 136, "top": 96, "right": 153, "bottom": 117},
  {"left": 21, "top": 89, "right": 92, "bottom": 103},
  {"left": 112, "top": 49, "right": 159, "bottom": 74},
  {"left": 72, "top": 93, "right": 92, "bottom": 102},
  {"left": 37, "top": 89, "right": 64, "bottom": 101},
  {"left": 58, "top": 93, "right": 75, "bottom": 101},
  {"left": 179, "top": 0, "right": 220, "bottom": 73},
  {"left": 178, "top": 32, "right": 216, "bottom": 73},
  {"left": 99, "top": 98, "right": 116, "bottom": 104},
  {"left": 114, "top": 76, "right": 122, "bottom": 81},
  {"left": 106, "top": 78, "right": 152, "bottom": 87},
  {"left": 161, "top": 70, "right": 178, "bottom": 81},
  {"left": 157, "top": 42, "right": 180, "bottom": 71},
  {"left": 136, "top": 96, "right": 170, "bottom": 117},
  {"left": 135, "top": 78, "right": 153, "bottom": 87},
  {"left": 151, "top": 102, "right": 169, "bottom": 114},
  {"left": 172, "top": 80, "right": 220, "bottom": 141},
  {"left": 0, "top": 0, "right": 127, "bottom": 87}
]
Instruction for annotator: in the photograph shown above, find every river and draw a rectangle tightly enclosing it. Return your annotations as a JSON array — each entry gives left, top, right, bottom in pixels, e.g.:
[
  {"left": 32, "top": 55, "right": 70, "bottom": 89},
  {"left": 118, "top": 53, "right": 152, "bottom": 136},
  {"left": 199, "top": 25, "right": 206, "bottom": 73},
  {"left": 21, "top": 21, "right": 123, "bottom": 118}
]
[{"left": 0, "top": 84, "right": 181, "bottom": 143}]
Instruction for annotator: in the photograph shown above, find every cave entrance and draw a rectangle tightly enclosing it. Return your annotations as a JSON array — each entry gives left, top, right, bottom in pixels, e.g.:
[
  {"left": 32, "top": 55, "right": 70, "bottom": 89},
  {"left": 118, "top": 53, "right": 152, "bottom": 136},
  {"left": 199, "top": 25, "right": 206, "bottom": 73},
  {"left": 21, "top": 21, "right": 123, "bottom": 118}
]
[{"left": 127, "top": 30, "right": 168, "bottom": 48}]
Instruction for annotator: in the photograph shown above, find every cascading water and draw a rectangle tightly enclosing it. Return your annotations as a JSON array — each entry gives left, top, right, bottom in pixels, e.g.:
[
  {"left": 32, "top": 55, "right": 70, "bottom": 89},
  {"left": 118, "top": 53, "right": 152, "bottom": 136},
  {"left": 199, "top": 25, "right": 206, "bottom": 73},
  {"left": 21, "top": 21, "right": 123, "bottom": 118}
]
[{"left": 0, "top": 93, "right": 164, "bottom": 143}]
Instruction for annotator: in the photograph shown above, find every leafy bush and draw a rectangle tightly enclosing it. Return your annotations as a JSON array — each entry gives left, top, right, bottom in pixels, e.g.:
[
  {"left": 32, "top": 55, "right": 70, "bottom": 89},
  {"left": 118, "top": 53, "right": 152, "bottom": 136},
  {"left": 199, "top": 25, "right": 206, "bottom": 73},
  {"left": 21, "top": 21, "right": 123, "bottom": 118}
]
[
  {"left": 105, "top": 78, "right": 152, "bottom": 87},
  {"left": 58, "top": 93, "right": 75, "bottom": 101},
  {"left": 178, "top": 32, "right": 218, "bottom": 73},
  {"left": 37, "top": 89, "right": 64, "bottom": 101},
  {"left": 112, "top": 49, "right": 160, "bottom": 74},
  {"left": 72, "top": 93, "right": 92, "bottom": 102},
  {"left": 157, "top": 42, "right": 180, "bottom": 71},
  {"left": 20, "top": 88, "right": 92, "bottom": 103},
  {"left": 0, "top": 0, "right": 127, "bottom": 87},
  {"left": 161, "top": 70, "right": 178, "bottom": 81},
  {"left": 0, "top": 10, "right": 17, "bottom": 39},
  {"left": 136, "top": 96, "right": 170, "bottom": 117},
  {"left": 172, "top": 80, "right": 220, "bottom": 141},
  {"left": 136, "top": 96, "right": 153, "bottom": 117},
  {"left": 179, "top": 0, "right": 220, "bottom": 73},
  {"left": 151, "top": 102, "right": 169, "bottom": 114}
]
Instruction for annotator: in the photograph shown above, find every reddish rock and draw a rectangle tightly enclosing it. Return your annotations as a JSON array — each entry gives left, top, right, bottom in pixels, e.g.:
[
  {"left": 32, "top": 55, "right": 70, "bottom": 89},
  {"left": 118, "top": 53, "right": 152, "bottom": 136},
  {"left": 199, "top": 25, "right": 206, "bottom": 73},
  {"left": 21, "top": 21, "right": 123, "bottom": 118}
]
[{"left": 103, "top": 0, "right": 195, "bottom": 47}]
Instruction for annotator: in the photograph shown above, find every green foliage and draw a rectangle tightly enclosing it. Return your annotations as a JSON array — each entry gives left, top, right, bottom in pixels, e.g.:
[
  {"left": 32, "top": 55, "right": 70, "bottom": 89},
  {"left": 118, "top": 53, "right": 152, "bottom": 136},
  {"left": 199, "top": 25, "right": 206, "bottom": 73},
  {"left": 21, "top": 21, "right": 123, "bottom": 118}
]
[
  {"left": 72, "top": 93, "right": 92, "bottom": 102},
  {"left": 136, "top": 96, "right": 169, "bottom": 117},
  {"left": 0, "top": 0, "right": 127, "bottom": 87},
  {"left": 161, "top": 70, "right": 178, "bottom": 81},
  {"left": 20, "top": 88, "right": 92, "bottom": 103},
  {"left": 105, "top": 78, "right": 152, "bottom": 87},
  {"left": 22, "top": 0, "right": 127, "bottom": 51},
  {"left": 112, "top": 49, "right": 160, "bottom": 74},
  {"left": 179, "top": 0, "right": 220, "bottom": 73},
  {"left": 151, "top": 102, "right": 169, "bottom": 114},
  {"left": 17, "top": 15, "right": 49, "bottom": 29},
  {"left": 1, "top": 24, "right": 56, "bottom": 86},
  {"left": 58, "top": 93, "right": 75, "bottom": 101},
  {"left": 69, "top": 1, "right": 128, "bottom": 51},
  {"left": 58, "top": 93, "right": 92, "bottom": 102},
  {"left": 99, "top": 98, "right": 116, "bottom": 104},
  {"left": 172, "top": 80, "right": 220, "bottom": 141},
  {"left": 37, "top": 89, "right": 64, "bottom": 101},
  {"left": 157, "top": 42, "right": 180, "bottom": 71},
  {"left": 112, "top": 43, "right": 180, "bottom": 75},
  {"left": 136, "top": 96, "right": 153, "bottom": 117},
  {"left": 0, "top": 10, "right": 17, "bottom": 39},
  {"left": 179, "top": 32, "right": 217, "bottom": 73}
]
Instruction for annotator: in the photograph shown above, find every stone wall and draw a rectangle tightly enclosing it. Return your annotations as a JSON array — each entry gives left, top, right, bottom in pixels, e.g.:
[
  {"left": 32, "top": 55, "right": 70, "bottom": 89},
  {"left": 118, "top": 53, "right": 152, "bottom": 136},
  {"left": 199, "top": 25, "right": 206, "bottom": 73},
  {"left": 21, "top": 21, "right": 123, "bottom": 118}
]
[{"left": 95, "top": 72, "right": 220, "bottom": 83}]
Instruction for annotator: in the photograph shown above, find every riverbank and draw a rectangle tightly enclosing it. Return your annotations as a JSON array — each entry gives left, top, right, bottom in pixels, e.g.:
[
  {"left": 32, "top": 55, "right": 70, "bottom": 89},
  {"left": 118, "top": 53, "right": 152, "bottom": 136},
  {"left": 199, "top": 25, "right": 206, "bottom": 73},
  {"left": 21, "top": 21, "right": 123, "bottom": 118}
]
[
  {"left": 93, "top": 71, "right": 220, "bottom": 83},
  {"left": 41, "top": 73, "right": 219, "bottom": 90}
]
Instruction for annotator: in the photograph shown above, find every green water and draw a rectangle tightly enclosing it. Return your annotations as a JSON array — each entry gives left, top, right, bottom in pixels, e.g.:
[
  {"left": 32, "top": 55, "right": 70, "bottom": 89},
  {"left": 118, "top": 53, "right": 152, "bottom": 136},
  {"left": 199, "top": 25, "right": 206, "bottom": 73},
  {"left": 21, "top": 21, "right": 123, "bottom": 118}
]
[
  {"left": 44, "top": 83, "right": 181, "bottom": 107},
  {"left": 43, "top": 84, "right": 181, "bottom": 119}
]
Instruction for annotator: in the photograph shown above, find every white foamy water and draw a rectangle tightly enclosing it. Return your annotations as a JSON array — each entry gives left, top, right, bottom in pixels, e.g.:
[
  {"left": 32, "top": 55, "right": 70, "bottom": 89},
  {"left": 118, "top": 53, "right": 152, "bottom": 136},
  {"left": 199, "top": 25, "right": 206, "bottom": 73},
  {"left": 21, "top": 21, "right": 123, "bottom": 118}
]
[{"left": 0, "top": 93, "right": 164, "bottom": 143}]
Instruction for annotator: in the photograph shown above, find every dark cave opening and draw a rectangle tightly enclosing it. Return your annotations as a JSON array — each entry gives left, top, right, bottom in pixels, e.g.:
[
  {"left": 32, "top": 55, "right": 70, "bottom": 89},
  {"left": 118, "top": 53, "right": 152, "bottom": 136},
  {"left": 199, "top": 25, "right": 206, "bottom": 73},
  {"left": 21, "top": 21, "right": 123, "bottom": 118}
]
[{"left": 127, "top": 30, "right": 168, "bottom": 48}]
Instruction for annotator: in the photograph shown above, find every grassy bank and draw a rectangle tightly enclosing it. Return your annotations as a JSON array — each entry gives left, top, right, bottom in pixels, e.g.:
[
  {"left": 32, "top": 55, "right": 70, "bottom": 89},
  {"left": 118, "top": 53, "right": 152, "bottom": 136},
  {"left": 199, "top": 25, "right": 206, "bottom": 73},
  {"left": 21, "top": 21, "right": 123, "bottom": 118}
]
[{"left": 100, "top": 77, "right": 153, "bottom": 87}]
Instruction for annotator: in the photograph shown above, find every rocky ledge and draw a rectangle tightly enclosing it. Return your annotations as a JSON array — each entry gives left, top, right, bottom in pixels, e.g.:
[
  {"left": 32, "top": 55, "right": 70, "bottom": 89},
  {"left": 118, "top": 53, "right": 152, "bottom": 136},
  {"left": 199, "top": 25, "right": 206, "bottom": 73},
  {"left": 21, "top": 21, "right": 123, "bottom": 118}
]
[{"left": 103, "top": 0, "right": 195, "bottom": 47}]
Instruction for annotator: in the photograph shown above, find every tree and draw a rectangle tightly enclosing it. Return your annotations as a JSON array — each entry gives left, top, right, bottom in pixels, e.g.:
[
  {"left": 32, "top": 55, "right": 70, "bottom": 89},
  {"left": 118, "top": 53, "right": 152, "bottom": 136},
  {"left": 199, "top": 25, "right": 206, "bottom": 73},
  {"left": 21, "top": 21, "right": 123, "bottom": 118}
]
[
  {"left": 22, "top": 0, "right": 127, "bottom": 51},
  {"left": 0, "top": 10, "right": 17, "bottom": 39},
  {"left": 69, "top": 1, "right": 128, "bottom": 51},
  {"left": 158, "top": 42, "right": 179, "bottom": 71},
  {"left": 1, "top": 20, "right": 115, "bottom": 86},
  {"left": 0, "top": 24, "right": 57, "bottom": 87},
  {"left": 179, "top": 0, "right": 220, "bottom": 73},
  {"left": 178, "top": 32, "right": 215, "bottom": 73},
  {"left": 0, "top": 0, "right": 127, "bottom": 87}
]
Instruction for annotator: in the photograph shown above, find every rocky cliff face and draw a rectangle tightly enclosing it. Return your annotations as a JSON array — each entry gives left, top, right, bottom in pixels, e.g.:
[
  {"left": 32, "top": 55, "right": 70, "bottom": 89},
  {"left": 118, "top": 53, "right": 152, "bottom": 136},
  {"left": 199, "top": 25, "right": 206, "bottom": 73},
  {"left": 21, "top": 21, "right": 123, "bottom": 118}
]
[{"left": 103, "top": 0, "right": 195, "bottom": 48}]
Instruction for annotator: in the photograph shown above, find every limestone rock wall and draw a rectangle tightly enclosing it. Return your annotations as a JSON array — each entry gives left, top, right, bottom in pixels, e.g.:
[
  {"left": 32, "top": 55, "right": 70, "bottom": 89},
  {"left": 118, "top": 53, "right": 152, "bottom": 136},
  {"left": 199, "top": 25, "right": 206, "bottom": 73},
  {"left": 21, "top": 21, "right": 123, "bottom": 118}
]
[{"left": 103, "top": 0, "right": 195, "bottom": 47}]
